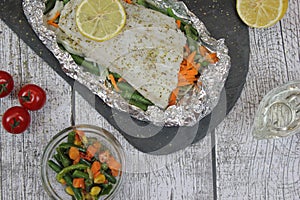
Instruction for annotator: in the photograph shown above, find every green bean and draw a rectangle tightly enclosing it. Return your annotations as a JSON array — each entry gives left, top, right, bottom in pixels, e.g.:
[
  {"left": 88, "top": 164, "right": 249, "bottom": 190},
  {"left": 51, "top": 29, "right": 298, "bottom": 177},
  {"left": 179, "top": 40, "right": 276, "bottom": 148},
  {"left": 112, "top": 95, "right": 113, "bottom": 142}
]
[
  {"left": 79, "top": 158, "right": 92, "bottom": 167},
  {"left": 43, "top": 0, "right": 56, "bottom": 15},
  {"left": 102, "top": 171, "right": 116, "bottom": 184},
  {"left": 72, "top": 170, "right": 89, "bottom": 179},
  {"left": 56, "top": 164, "right": 89, "bottom": 182},
  {"left": 64, "top": 175, "right": 83, "bottom": 200},
  {"left": 100, "top": 184, "right": 113, "bottom": 196},
  {"left": 48, "top": 160, "right": 62, "bottom": 173},
  {"left": 56, "top": 147, "right": 72, "bottom": 167},
  {"left": 67, "top": 131, "right": 76, "bottom": 144},
  {"left": 101, "top": 163, "right": 108, "bottom": 171},
  {"left": 70, "top": 54, "right": 100, "bottom": 76},
  {"left": 58, "top": 142, "right": 86, "bottom": 152},
  {"left": 117, "top": 82, "right": 154, "bottom": 105}
]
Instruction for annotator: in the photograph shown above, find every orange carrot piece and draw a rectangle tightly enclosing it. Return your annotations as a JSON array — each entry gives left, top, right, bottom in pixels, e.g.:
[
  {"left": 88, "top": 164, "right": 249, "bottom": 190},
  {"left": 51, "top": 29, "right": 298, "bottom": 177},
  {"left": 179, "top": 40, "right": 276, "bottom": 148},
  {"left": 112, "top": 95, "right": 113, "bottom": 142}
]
[
  {"left": 91, "top": 161, "right": 101, "bottom": 176},
  {"left": 108, "top": 74, "right": 120, "bottom": 92},
  {"left": 205, "top": 53, "right": 219, "bottom": 64},
  {"left": 124, "top": 0, "right": 132, "bottom": 4},
  {"left": 73, "top": 178, "right": 85, "bottom": 189},
  {"left": 187, "top": 51, "right": 196, "bottom": 64},
  {"left": 107, "top": 156, "right": 121, "bottom": 177},
  {"left": 169, "top": 88, "right": 179, "bottom": 106},
  {"left": 176, "top": 19, "right": 181, "bottom": 29},
  {"left": 199, "top": 45, "right": 210, "bottom": 57},
  {"left": 69, "top": 146, "right": 80, "bottom": 161},
  {"left": 47, "top": 12, "right": 60, "bottom": 28}
]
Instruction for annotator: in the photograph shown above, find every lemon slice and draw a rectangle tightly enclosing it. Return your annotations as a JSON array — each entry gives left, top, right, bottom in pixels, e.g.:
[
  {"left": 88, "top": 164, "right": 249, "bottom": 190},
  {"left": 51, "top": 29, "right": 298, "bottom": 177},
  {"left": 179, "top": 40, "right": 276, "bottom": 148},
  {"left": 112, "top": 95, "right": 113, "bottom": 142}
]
[
  {"left": 76, "top": 0, "right": 126, "bottom": 41},
  {"left": 236, "top": 0, "right": 288, "bottom": 28}
]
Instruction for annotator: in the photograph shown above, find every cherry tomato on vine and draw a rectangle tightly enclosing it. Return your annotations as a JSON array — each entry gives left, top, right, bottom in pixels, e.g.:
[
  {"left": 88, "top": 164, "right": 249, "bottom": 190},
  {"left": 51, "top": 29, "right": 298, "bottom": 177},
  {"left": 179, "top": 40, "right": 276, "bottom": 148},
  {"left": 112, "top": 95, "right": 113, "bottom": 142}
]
[
  {"left": 2, "top": 106, "right": 31, "bottom": 134},
  {"left": 0, "top": 70, "right": 14, "bottom": 98},
  {"left": 18, "top": 84, "right": 46, "bottom": 111}
]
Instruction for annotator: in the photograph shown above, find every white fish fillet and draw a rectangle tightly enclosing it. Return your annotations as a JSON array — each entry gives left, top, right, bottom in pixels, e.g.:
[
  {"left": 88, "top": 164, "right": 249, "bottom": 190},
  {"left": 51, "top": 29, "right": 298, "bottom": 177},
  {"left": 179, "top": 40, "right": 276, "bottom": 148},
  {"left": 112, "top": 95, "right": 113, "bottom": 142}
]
[{"left": 57, "top": 0, "right": 187, "bottom": 109}]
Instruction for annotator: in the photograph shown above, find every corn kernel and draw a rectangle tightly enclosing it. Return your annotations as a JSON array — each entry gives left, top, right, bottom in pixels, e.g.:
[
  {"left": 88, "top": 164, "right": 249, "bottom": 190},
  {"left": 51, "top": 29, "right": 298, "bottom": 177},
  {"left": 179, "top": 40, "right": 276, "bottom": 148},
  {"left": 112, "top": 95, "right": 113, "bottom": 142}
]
[
  {"left": 94, "top": 173, "right": 106, "bottom": 184},
  {"left": 65, "top": 186, "right": 74, "bottom": 196},
  {"left": 90, "top": 186, "right": 101, "bottom": 196},
  {"left": 58, "top": 178, "right": 66, "bottom": 185}
]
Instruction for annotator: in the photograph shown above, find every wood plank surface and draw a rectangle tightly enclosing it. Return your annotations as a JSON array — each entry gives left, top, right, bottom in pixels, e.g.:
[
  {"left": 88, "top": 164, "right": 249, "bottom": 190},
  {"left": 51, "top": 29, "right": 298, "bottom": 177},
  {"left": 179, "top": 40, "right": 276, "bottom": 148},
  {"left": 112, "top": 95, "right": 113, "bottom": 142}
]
[
  {"left": 214, "top": 0, "right": 300, "bottom": 199},
  {"left": 0, "top": 0, "right": 300, "bottom": 199},
  {"left": 0, "top": 20, "right": 73, "bottom": 199}
]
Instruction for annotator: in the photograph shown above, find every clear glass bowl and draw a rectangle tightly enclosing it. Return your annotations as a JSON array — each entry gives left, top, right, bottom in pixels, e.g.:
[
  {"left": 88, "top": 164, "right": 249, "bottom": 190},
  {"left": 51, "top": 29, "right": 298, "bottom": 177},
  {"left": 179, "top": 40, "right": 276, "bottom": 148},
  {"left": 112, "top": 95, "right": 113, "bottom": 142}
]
[{"left": 41, "top": 124, "right": 126, "bottom": 200}]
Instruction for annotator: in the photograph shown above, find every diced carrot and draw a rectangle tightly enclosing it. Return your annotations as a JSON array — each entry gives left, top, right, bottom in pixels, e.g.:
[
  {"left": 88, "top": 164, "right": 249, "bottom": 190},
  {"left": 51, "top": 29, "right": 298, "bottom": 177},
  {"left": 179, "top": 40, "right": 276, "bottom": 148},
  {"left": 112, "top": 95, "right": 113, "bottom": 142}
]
[
  {"left": 176, "top": 19, "right": 181, "bottom": 29},
  {"left": 108, "top": 74, "right": 120, "bottom": 92},
  {"left": 73, "top": 178, "right": 85, "bottom": 189},
  {"left": 107, "top": 156, "right": 121, "bottom": 177},
  {"left": 86, "top": 145, "right": 98, "bottom": 160},
  {"left": 124, "top": 0, "right": 132, "bottom": 4},
  {"left": 91, "top": 161, "right": 101, "bottom": 176},
  {"left": 69, "top": 146, "right": 80, "bottom": 161}
]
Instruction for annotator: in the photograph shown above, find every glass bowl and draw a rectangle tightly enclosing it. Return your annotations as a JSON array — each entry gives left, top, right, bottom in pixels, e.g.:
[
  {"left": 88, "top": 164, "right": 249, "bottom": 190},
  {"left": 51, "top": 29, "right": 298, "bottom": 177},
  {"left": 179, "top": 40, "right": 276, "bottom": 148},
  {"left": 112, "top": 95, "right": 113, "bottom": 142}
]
[{"left": 41, "top": 124, "right": 125, "bottom": 200}]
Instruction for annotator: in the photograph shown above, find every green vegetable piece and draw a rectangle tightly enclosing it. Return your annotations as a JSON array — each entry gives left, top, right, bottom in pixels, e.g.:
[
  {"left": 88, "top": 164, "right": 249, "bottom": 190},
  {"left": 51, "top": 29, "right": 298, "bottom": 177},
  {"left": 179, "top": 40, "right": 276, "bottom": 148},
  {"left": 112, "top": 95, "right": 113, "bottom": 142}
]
[
  {"left": 101, "top": 163, "right": 108, "bottom": 171},
  {"left": 100, "top": 184, "right": 113, "bottom": 196},
  {"left": 64, "top": 175, "right": 83, "bottom": 200},
  {"left": 48, "top": 160, "right": 62, "bottom": 173},
  {"left": 102, "top": 171, "right": 116, "bottom": 184},
  {"left": 56, "top": 147, "right": 72, "bottom": 167},
  {"left": 67, "top": 131, "right": 76, "bottom": 144},
  {"left": 56, "top": 164, "right": 89, "bottom": 182},
  {"left": 70, "top": 54, "right": 100, "bottom": 76},
  {"left": 59, "top": 142, "right": 86, "bottom": 152},
  {"left": 79, "top": 158, "right": 92, "bottom": 167},
  {"left": 72, "top": 170, "right": 89, "bottom": 179}
]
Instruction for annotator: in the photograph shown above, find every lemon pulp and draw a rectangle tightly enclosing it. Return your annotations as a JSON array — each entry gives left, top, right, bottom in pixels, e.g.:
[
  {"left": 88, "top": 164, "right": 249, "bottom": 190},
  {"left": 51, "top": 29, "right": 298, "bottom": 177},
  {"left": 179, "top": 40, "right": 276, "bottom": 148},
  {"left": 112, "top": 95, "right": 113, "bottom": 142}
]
[
  {"left": 236, "top": 0, "right": 288, "bottom": 28},
  {"left": 76, "top": 0, "right": 126, "bottom": 41}
]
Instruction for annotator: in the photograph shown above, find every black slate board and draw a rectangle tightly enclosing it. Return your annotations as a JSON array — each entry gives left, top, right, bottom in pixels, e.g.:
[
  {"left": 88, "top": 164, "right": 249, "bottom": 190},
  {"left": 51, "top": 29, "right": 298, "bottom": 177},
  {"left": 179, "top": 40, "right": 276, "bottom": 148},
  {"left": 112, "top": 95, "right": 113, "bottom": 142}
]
[{"left": 0, "top": 0, "right": 249, "bottom": 155}]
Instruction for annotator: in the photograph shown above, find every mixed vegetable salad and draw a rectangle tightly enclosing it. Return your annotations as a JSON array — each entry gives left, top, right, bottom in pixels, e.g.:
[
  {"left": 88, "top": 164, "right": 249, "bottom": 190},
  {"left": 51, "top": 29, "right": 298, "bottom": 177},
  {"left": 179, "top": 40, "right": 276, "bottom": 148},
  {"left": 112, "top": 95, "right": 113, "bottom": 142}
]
[
  {"left": 47, "top": 129, "right": 122, "bottom": 199},
  {"left": 43, "top": 0, "right": 219, "bottom": 111}
]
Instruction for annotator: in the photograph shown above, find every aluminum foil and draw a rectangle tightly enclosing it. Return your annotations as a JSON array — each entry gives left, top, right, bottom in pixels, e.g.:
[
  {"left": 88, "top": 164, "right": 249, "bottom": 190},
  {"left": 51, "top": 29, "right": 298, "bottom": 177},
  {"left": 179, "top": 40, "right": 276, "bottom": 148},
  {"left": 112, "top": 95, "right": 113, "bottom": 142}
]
[{"left": 23, "top": 0, "right": 231, "bottom": 127}]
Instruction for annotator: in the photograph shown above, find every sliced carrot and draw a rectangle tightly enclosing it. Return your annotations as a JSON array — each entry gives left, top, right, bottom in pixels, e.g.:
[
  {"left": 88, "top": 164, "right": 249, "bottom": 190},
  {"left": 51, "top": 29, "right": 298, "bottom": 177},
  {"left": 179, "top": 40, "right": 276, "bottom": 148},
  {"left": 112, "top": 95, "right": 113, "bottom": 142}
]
[
  {"left": 205, "top": 53, "right": 219, "bottom": 64},
  {"left": 169, "top": 88, "right": 179, "bottom": 106},
  {"left": 91, "top": 161, "right": 101, "bottom": 176},
  {"left": 187, "top": 51, "right": 196, "bottom": 63},
  {"left": 108, "top": 74, "right": 120, "bottom": 92},
  {"left": 124, "top": 0, "right": 132, "bottom": 4},
  {"left": 47, "top": 11, "right": 60, "bottom": 28},
  {"left": 199, "top": 45, "right": 210, "bottom": 57},
  {"left": 69, "top": 146, "right": 80, "bottom": 161},
  {"left": 73, "top": 178, "right": 85, "bottom": 189}
]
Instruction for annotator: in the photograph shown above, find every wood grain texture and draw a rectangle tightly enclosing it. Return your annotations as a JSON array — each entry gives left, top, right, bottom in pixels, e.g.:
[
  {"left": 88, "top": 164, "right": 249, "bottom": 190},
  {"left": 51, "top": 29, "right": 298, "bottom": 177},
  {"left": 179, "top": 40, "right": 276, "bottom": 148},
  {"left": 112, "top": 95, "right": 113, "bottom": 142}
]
[
  {"left": 215, "top": 0, "right": 300, "bottom": 199},
  {"left": 74, "top": 91, "right": 215, "bottom": 199},
  {"left": 0, "top": 20, "right": 73, "bottom": 200}
]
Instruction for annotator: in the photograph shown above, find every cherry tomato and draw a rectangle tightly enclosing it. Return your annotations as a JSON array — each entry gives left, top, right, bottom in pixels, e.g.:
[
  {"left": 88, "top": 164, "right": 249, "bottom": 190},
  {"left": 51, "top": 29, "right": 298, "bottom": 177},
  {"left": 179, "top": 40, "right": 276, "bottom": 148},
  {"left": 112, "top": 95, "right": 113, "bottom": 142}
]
[
  {"left": 0, "top": 70, "right": 14, "bottom": 98},
  {"left": 2, "top": 106, "right": 31, "bottom": 134},
  {"left": 18, "top": 84, "right": 46, "bottom": 111}
]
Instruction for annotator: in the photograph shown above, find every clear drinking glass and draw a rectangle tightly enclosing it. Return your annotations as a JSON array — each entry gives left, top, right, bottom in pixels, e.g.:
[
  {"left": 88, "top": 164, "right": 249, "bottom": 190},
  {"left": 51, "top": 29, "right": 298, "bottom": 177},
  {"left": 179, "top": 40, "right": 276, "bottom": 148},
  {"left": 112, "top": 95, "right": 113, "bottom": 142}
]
[{"left": 252, "top": 80, "right": 300, "bottom": 139}]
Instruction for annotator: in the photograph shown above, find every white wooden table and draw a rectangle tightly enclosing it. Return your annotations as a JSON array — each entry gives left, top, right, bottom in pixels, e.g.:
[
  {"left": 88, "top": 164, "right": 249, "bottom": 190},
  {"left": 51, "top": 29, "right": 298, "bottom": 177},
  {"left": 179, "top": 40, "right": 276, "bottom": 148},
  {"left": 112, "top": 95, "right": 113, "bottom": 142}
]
[{"left": 0, "top": 0, "right": 299, "bottom": 199}]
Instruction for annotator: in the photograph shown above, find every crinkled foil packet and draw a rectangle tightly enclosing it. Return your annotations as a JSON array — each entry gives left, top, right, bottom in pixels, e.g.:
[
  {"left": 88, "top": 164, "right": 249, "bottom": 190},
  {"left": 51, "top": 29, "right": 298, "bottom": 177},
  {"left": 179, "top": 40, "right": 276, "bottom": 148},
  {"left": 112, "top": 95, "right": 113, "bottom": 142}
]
[{"left": 23, "top": 0, "right": 230, "bottom": 127}]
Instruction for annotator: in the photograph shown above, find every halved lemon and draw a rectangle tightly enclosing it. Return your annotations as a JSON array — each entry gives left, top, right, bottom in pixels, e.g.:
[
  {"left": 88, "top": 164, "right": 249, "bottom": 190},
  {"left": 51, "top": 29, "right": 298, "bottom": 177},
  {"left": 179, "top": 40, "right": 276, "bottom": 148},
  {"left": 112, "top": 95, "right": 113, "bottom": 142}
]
[
  {"left": 236, "top": 0, "right": 288, "bottom": 28},
  {"left": 76, "top": 0, "right": 126, "bottom": 41}
]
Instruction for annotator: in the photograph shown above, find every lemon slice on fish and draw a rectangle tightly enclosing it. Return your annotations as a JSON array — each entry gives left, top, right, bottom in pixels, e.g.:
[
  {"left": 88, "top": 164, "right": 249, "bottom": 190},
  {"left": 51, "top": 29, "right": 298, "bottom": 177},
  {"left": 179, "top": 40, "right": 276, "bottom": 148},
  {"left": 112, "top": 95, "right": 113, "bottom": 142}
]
[
  {"left": 76, "top": 0, "right": 126, "bottom": 41},
  {"left": 236, "top": 0, "right": 288, "bottom": 28}
]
